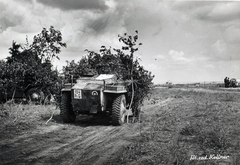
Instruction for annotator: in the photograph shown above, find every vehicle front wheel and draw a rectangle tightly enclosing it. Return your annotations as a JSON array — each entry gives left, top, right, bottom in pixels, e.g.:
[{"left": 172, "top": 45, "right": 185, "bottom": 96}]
[
  {"left": 112, "top": 94, "right": 127, "bottom": 126},
  {"left": 60, "top": 92, "right": 76, "bottom": 123}
]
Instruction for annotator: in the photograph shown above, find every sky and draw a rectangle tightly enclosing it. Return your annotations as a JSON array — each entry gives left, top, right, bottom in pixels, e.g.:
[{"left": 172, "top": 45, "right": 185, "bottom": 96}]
[{"left": 0, "top": 0, "right": 240, "bottom": 84}]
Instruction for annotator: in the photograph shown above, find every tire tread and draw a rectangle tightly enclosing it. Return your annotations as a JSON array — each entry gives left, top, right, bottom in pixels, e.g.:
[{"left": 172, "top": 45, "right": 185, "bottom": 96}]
[{"left": 60, "top": 92, "right": 76, "bottom": 123}]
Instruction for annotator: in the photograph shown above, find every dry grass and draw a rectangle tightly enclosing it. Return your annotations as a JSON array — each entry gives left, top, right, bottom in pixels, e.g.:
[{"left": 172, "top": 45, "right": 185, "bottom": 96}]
[
  {"left": 0, "top": 102, "right": 59, "bottom": 139},
  {"left": 116, "top": 87, "right": 240, "bottom": 165}
]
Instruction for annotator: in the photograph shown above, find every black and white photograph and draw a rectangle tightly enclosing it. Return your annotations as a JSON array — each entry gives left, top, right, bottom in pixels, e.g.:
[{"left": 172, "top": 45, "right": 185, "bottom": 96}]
[{"left": 0, "top": 0, "right": 239, "bottom": 164}]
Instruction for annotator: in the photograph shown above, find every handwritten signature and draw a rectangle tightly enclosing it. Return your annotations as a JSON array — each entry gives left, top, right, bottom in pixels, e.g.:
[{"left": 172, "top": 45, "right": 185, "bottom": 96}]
[{"left": 190, "top": 154, "right": 229, "bottom": 160}]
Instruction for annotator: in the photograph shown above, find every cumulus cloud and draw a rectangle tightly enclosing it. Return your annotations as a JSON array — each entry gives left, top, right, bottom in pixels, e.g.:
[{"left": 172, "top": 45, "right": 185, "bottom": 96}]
[
  {"left": 0, "top": 0, "right": 240, "bottom": 83},
  {"left": 36, "top": 0, "right": 108, "bottom": 11},
  {"left": 0, "top": 2, "right": 24, "bottom": 31},
  {"left": 169, "top": 50, "right": 190, "bottom": 64}
]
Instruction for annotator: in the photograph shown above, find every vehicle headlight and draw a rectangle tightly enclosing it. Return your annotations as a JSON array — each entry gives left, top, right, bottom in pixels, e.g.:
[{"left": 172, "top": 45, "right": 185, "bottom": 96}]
[{"left": 74, "top": 89, "right": 82, "bottom": 99}]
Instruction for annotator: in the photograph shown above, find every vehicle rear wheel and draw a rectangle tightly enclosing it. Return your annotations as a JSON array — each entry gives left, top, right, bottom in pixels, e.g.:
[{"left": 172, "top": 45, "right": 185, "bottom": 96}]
[
  {"left": 26, "top": 88, "right": 44, "bottom": 104},
  {"left": 112, "top": 94, "right": 127, "bottom": 126},
  {"left": 60, "top": 92, "right": 76, "bottom": 123}
]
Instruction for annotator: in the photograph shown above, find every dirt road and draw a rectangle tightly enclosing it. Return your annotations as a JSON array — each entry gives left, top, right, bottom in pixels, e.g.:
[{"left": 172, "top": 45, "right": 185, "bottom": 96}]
[{"left": 0, "top": 112, "right": 146, "bottom": 165}]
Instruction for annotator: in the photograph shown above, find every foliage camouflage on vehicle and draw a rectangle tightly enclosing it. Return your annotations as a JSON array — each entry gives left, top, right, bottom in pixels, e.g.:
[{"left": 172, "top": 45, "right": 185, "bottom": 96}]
[{"left": 62, "top": 31, "right": 154, "bottom": 117}]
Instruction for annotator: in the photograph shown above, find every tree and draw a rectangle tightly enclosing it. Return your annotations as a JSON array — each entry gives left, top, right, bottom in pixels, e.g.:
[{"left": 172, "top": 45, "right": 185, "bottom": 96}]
[
  {"left": 31, "top": 26, "right": 66, "bottom": 63},
  {"left": 7, "top": 41, "right": 22, "bottom": 64},
  {"left": 1, "top": 26, "right": 66, "bottom": 102}
]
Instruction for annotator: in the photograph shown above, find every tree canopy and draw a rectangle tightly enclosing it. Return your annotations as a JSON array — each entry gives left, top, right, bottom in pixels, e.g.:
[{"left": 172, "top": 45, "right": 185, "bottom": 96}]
[{"left": 0, "top": 26, "right": 66, "bottom": 101}]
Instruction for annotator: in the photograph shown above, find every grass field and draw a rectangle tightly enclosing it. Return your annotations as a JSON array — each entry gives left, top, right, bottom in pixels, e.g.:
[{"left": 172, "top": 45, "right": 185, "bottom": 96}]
[
  {"left": 116, "top": 87, "right": 240, "bottom": 165},
  {"left": 0, "top": 87, "right": 239, "bottom": 165}
]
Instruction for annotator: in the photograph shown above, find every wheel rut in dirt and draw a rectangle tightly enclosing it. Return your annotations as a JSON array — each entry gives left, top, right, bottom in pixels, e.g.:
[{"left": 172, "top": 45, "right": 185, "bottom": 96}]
[{"left": 0, "top": 115, "right": 141, "bottom": 165}]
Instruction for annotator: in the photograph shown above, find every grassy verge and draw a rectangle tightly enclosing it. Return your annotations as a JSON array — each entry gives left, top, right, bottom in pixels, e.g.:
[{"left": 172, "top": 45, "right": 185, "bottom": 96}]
[
  {"left": 0, "top": 102, "right": 59, "bottom": 139},
  {"left": 115, "top": 87, "right": 240, "bottom": 165}
]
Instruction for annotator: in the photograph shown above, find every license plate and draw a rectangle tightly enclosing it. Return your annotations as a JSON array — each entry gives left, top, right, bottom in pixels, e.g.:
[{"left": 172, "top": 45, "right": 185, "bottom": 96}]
[{"left": 74, "top": 89, "right": 82, "bottom": 99}]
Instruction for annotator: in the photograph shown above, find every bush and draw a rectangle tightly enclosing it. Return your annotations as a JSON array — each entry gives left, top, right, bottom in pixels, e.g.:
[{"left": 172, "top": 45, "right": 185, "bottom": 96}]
[{"left": 0, "top": 26, "right": 66, "bottom": 102}]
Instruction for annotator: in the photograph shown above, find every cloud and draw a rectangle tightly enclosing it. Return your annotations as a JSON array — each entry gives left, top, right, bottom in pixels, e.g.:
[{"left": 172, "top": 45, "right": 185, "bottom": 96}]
[
  {"left": 0, "top": 0, "right": 240, "bottom": 84},
  {"left": 17, "top": 0, "right": 33, "bottom": 3},
  {"left": 172, "top": 1, "right": 240, "bottom": 23},
  {"left": 155, "top": 54, "right": 166, "bottom": 60},
  {"left": 209, "top": 39, "right": 240, "bottom": 61},
  {"left": 211, "top": 40, "right": 227, "bottom": 54},
  {"left": 115, "top": 0, "right": 165, "bottom": 36},
  {"left": 0, "top": 2, "right": 24, "bottom": 31},
  {"left": 88, "top": 17, "right": 109, "bottom": 32},
  {"left": 206, "top": 2, "right": 240, "bottom": 22},
  {"left": 169, "top": 50, "right": 190, "bottom": 64},
  {"left": 224, "top": 25, "right": 240, "bottom": 44},
  {"left": 36, "top": 0, "right": 108, "bottom": 11}
]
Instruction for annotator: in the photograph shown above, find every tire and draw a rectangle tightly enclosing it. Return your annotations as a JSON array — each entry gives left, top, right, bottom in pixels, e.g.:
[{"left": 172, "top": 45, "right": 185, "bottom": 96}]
[
  {"left": 112, "top": 94, "right": 127, "bottom": 126},
  {"left": 26, "top": 88, "right": 45, "bottom": 104},
  {"left": 60, "top": 92, "right": 76, "bottom": 123}
]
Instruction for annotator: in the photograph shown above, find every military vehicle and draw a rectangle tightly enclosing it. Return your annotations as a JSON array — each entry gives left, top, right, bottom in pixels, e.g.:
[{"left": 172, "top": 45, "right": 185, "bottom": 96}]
[
  {"left": 60, "top": 73, "right": 132, "bottom": 125},
  {"left": 223, "top": 77, "right": 240, "bottom": 88},
  {"left": 229, "top": 78, "right": 239, "bottom": 87},
  {"left": 0, "top": 84, "right": 45, "bottom": 104}
]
